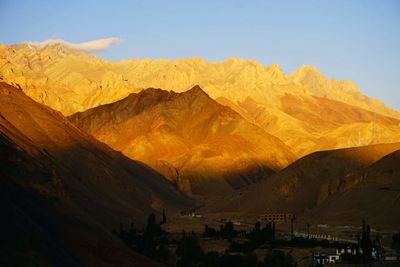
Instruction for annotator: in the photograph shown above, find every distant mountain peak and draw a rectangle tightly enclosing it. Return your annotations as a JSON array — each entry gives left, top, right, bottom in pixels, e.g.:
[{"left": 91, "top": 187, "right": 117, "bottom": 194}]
[
  {"left": 291, "top": 65, "right": 327, "bottom": 81},
  {"left": 187, "top": 84, "right": 206, "bottom": 94},
  {"left": 265, "top": 64, "right": 287, "bottom": 80},
  {"left": 180, "top": 85, "right": 211, "bottom": 100},
  {"left": 266, "top": 63, "right": 284, "bottom": 72}
]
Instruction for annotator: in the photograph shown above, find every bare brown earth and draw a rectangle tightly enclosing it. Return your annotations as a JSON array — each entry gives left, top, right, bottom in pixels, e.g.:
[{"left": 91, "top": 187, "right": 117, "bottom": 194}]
[
  {"left": 302, "top": 148, "right": 400, "bottom": 228},
  {"left": 0, "top": 82, "right": 193, "bottom": 266},
  {"left": 202, "top": 143, "right": 400, "bottom": 228},
  {"left": 69, "top": 86, "right": 296, "bottom": 196}
]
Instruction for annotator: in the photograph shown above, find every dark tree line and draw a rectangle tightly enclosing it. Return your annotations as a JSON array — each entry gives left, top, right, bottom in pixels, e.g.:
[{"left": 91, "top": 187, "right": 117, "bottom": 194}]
[
  {"left": 114, "top": 216, "right": 296, "bottom": 267},
  {"left": 203, "top": 221, "right": 238, "bottom": 240},
  {"left": 340, "top": 220, "right": 383, "bottom": 264},
  {"left": 392, "top": 232, "right": 400, "bottom": 253},
  {"left": 115, "top": 211, "right": 169, "bottom": 262},
  {"left": 176, "top": 230, "right": 295, "bottom": 267}
]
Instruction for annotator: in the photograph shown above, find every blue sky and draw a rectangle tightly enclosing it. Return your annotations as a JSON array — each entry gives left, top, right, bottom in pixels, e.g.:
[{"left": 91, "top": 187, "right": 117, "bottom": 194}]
[{"left": 1, "top": 0, "right": 399, "bottom": 110}]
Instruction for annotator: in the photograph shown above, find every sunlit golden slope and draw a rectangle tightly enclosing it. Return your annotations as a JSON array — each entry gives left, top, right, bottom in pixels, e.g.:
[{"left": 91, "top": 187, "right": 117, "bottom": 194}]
[
  {"left": 1, "top": 43, "right": 399, "bottom": 156},
  {"left": 206, "top": 142, "right": 400, "bottom": 227},
  {"left": 69, "top": 86, "right": 295, "bottom": 196},
  {"left": 218, "top": 94, "right": 400, "bottom": 156}
]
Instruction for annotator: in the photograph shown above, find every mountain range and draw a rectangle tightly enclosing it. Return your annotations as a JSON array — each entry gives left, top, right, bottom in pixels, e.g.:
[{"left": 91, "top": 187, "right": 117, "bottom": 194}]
[{"left": 1, "top": 43, "right": 399, "bottom": 158}]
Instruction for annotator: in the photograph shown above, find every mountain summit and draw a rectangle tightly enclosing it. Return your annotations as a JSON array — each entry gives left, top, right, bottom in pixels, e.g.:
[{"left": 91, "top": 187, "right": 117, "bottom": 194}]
[{"left": 69, "top": 86, "right": 295, "bottom": 196}]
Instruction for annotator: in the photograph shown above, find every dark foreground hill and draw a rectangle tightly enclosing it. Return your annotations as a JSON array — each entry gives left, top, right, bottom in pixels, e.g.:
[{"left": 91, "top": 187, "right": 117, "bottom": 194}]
[
  {"left": 205, "top": 143, "right": 400, "bottom": 228},
  {"left": 0, "top": 82, "right": 193, "bottom": 266}
]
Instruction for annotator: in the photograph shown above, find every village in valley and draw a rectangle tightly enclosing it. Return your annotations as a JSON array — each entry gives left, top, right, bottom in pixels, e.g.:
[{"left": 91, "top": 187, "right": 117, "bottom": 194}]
[{"left": 114, "top": 209, "right": 400, "bottom": 267}]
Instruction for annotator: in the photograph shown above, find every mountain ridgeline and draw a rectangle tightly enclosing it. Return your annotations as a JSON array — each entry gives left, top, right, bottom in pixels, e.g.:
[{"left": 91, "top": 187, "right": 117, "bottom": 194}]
[
  {"left": 1, "top": 43, "right": 400, "bottom": 158},
  {"left": 69, "top": 86, "right": 295, "bottom": 196}
]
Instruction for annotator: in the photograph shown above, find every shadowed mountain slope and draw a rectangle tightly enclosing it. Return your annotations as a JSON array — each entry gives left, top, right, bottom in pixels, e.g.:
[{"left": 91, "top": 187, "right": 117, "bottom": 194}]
[
  {"left": 302, "top": 149, "right": 400, "bottom": 227},
  {"left": 0, "top": 81, "right": 192, "bottom": 266},
  {"left": 69, "top": 86, "right": 296, "bottom": 196},
  {"left": 206, "top": 143, "right": 400, "bottom": 228}
]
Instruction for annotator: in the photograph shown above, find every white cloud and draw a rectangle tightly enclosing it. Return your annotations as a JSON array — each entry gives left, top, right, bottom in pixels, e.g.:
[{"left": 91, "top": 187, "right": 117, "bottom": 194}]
[{"left": 24, "top": 37, "right": 122, "bottom": 52}]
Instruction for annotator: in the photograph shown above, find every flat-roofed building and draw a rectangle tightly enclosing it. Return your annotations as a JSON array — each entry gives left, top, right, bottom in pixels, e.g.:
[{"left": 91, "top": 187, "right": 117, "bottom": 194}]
[{"left": 259, "top": 213, "right": 293, "bottom": 222}]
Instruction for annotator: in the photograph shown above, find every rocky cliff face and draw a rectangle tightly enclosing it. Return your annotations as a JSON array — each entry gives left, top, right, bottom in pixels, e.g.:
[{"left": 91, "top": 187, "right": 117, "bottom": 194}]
[{"left": 69, "top": 86, "right": 296, "bottom": 196}]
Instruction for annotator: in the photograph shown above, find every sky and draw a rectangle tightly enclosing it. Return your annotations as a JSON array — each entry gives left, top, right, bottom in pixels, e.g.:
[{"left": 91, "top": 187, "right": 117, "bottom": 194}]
[{"left": 0, "top": 0, "right": 399, "bottom": 111}]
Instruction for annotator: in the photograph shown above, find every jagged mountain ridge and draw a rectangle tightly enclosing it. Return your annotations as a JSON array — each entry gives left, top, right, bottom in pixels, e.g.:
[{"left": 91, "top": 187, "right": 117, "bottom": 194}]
[
  {"left": 0, "top": 81, "right": 192, "bottom": 266},
  {"left": 1, "top": 42, "right": 399, "bottom": 157},
  {"left": 0, "top": 43, "right": 398, "bottom": 119},
  {"left": 69, "top": 85, "right": 296, "bottom": 196}
]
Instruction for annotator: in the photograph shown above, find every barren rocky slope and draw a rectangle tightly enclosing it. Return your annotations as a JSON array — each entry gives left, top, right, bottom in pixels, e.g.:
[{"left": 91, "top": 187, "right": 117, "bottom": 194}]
[
  {"left": 218, "top": 94, "right": 400, "bottom": 156},
  {"left": 0, "top": 81, "right": 192, "bottom": 266},
  {"left": 302, "top": 148, "right": 400, "bottom": 227},
  {"left": 207, "top": 143, "right": 400, "bottom": 227},
  {"left": 69, "top": 86, "right": 296, "bottom": 196}
]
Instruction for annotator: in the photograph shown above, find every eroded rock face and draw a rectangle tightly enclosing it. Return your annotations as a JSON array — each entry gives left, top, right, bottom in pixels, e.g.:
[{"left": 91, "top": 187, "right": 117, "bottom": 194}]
[
  {"left": 69, "top": 86, "right": 296, "bottom": 196},
  {"left": 1, "top": 43, "right": 399, "bottom": 158}
]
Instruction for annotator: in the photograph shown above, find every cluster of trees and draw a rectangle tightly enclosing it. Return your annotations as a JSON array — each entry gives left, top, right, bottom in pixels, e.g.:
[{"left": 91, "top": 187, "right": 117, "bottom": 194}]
[
  {"left": 203, "top": 221, "right": 237, "bottom": 240},
  {"left": 115, "top": 211, "right": 169, "bottom": 262},
  {"left": 359, "top": 219, "right": 374, "bottom": 263},
  {"left": 229, "top": 221, "right": 276, "bottom": 253},
  {"left": 392, "top": 232, "right": 400, "bottom": 253},
  {"left": 204, "top": 221, "right": 276, "bottom": 244},
  {"left": 248, "top": 221, "right": 275, "bottom": 244},
  {"left": 340, "top": 220, "right": 383, "bottom": 264},
  {"left": 176, "top": 231, "right": 295, "bottom": 267},
  {"left": 114, "top": 215, "right": 297, "bottom": 267}
]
